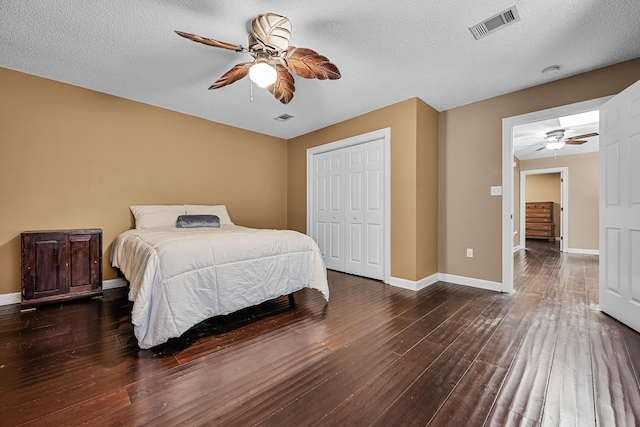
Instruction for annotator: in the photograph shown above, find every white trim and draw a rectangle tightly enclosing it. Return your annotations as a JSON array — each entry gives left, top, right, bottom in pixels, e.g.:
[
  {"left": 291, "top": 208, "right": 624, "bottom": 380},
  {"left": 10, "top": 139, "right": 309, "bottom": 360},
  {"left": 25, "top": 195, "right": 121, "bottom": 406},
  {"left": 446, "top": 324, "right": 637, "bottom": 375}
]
[
  {"left": 513, "top": 245, "right": 523, "bottom": 252},
  {"left": 502, "top": 114, "right": 516, "bottom": 293},
  {"left": 306, "top": 128, "right": 392, "bottom": 284},
  {"left": 0, "top": 279, "right": 128, "bottom": 306},
  {"left": 388, "top": 273, "right": 502, "bottom": 293},
  {"left": 502, "top": 96, "right": 612, "bottom": 295},
  {"left": 567, "top": 248, "right": 600, "bottom": 255},
  {"left": 389, "top": 273, "right": 439, "bottom": 291},
  {"left": 0, "top": 292, "right": 21, "bottom": 306},
  {"left": 520, "top": 167, "right": 569, "bottom": 252},
  {"left": 438, "top": 273, "right": 503, "bottom": 293},
  {"left": 2, "top": 272, "right": 508, "bottom": 305},
  {"left": 103, "top": 278, "right": 127, "bottom": 290}
]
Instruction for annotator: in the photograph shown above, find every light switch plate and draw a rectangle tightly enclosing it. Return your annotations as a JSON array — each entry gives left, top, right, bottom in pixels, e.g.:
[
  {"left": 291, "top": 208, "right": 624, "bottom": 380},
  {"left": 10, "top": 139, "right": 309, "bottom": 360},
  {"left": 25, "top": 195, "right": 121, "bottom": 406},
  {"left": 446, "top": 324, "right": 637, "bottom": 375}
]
[{"left": 491, "top": 186, "right": 502, "bottom": 196}]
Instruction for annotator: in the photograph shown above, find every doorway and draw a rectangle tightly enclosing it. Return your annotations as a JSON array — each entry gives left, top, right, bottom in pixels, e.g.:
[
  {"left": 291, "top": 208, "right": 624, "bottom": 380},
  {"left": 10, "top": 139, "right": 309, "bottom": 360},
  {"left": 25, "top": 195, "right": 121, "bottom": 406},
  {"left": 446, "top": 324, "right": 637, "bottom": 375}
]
[
  {"left": 501, "top": 96, "right": 612, "bottom": 293},
  {"left": 520, "top": 168, "right": 568, "bottom": 252}
]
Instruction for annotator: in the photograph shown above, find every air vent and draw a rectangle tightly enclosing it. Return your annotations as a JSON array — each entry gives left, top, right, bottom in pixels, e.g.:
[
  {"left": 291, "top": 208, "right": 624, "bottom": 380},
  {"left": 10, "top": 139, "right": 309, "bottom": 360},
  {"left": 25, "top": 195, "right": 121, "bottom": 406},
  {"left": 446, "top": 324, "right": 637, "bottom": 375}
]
[
  {"left": 274, "top": 114, "right": 294, "bottom": 122},
  {"left": 470, "top": 6, "right": 520, "bottom": 40}
]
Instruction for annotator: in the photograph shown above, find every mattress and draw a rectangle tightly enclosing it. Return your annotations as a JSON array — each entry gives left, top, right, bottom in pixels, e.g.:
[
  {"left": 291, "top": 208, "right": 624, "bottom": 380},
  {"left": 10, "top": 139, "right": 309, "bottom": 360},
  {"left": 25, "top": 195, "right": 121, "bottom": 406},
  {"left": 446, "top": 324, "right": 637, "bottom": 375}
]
[{"left": 111, "top": 225, "right": 329, "bottom": 349}]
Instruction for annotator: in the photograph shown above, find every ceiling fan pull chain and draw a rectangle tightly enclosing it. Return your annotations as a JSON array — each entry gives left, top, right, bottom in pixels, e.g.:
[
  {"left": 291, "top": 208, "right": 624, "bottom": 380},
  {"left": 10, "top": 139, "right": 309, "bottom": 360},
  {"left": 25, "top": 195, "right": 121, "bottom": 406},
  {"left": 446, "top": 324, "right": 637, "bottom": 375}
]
[{"left": 250, "top": 80, "right": 254, "bottom": 102}]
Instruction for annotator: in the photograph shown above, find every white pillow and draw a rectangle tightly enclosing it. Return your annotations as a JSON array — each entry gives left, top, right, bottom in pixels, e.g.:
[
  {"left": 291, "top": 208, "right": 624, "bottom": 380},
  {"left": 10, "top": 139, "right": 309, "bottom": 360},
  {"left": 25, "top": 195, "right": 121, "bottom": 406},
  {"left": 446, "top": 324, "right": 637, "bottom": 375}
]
[
  {"left": 184, "top": 205, "right": 234, "bottom": 225},
  {"left": 130, "top": 205, "right": 186, "bottom": 229}
]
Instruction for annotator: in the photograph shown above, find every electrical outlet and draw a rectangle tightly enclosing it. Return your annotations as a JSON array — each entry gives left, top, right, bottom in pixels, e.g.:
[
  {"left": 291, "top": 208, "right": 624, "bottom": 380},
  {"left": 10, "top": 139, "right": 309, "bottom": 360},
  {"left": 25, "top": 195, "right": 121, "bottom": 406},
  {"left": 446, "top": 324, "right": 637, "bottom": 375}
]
[{"left": 467, "top": 248, "right": 473, "bottom": 258}]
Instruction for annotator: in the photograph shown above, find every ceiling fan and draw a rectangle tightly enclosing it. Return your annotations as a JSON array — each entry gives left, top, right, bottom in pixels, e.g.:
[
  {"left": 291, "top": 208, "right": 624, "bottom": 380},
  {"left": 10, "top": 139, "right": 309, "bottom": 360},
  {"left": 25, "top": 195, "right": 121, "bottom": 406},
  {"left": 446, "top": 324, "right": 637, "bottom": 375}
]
[
  {"left": 536, "top": 129, "right": 599, "bottom": 151},
  {"left": 175, "top": 13, "right": 341, "bottom": 104}
]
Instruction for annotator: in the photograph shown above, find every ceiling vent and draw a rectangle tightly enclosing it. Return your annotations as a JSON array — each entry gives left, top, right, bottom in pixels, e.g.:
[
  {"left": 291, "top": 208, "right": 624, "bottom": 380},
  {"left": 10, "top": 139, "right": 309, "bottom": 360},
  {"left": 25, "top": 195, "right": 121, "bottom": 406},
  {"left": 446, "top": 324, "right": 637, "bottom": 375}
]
[
  {"left": 274, "top": 114, "right": 294, "bottom": 122},
  {"left": 469, "top": 6, "right": 520, "bottom": 40}
]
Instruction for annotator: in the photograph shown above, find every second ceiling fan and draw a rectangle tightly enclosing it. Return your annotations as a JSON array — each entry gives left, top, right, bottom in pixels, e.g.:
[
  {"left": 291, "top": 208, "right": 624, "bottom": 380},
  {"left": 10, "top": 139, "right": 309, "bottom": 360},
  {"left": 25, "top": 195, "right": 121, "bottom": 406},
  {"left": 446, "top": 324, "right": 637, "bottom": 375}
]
[
  {"left": 536, "top": 129, "right": 599, "bottom": 151},
  {"left": 176, "top": 13, "right": 341, "bottom": 104}
]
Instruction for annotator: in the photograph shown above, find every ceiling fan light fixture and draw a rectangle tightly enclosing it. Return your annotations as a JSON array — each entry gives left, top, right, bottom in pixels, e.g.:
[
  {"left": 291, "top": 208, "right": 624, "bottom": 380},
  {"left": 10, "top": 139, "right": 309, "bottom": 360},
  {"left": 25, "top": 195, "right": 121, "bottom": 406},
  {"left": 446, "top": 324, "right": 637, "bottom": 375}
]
[
  {"left": 176, "top": 13, "right": 340, "bottom": 104},
  {"left": 545, "top": 129, "right": 565, "bottom": 142},
  {"left": 545, "top": 141, "right": 565, "bottom": 150},
  {"left": 249, "top": 60, "right": 277, "bottom": 88}
]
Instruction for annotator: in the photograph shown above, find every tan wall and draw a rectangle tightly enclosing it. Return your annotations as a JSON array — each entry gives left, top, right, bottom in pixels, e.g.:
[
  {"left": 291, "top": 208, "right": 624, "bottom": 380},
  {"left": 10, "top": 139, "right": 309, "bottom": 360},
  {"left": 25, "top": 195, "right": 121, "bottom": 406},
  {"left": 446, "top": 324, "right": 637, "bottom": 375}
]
[
  {"left": 525, "top": 173, "right": 561, "bottom": 238},
  {"left": 526, "top": 173, "right": 561, "bottom": 204},
  {"left": 288, "top": 98, "right": 439, "bottom": 281},
  {"left": 416, "top": 100, "right": 440, "bottom": 279},
  {"left": 521, "top": 153, "right": 599, "bottom": 250},
  {"left": 4, "top": 58, "right": 638, "bottom": 296},
  {"left": 0, "top": 67, "right": 288, "bottom": 295},
  {"left": 439, "top": 58, "right": 640, "bottom": 283}
]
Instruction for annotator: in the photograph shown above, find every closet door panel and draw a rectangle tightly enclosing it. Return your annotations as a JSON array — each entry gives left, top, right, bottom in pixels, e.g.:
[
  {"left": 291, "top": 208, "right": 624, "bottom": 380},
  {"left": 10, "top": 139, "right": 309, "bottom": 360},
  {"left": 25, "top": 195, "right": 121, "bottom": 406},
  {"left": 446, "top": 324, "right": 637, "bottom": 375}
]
[
  {"left": 314, "top": 149, "right": 345, "bottom": 271},
  {"left": 362, "top": 139, "right": 384, "bottom": 279},
  {"left": 345, "top": 144, "right": 366, "bottom": 275}
]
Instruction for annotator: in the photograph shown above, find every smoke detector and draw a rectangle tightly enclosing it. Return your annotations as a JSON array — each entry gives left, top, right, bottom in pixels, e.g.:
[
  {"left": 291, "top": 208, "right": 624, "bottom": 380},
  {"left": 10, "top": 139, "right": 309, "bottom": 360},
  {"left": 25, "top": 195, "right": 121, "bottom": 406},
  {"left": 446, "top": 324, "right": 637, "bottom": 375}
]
[
  {"left": 470, "top": 6, "right": 521, "bottom": 40},
  {"left": 542, "top": 65, "right": 561, "bottom": 75}
]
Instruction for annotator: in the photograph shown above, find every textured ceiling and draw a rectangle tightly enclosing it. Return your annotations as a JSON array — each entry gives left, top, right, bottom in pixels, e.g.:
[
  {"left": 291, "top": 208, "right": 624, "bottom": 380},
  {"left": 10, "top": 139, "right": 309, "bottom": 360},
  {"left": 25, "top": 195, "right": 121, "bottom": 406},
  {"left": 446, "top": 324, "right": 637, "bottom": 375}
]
[{"left": 1, "top": 1, "right": 640, "bottom": 139}]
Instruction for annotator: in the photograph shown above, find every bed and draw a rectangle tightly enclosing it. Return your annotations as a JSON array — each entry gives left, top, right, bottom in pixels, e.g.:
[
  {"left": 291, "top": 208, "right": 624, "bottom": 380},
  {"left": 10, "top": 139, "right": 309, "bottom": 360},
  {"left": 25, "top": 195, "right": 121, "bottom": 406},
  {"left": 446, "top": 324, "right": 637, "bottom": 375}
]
[{"left": 110, "top": 204, "right": 329, "bottom": 349}]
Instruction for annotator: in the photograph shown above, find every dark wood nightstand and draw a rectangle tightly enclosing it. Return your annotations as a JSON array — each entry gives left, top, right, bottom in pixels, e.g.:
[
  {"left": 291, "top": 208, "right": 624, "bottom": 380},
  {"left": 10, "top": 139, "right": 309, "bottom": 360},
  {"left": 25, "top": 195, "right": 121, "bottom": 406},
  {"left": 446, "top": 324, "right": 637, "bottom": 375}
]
[{"left": 21, "top": 229, "right": 102, "bottom": 308}]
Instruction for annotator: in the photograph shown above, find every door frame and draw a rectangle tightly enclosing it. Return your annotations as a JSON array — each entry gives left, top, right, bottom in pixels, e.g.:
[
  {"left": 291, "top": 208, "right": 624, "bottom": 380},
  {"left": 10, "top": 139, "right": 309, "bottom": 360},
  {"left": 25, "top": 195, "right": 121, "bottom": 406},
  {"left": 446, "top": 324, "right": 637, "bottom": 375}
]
[
  {"left": 306, "top": 128, "right": 391, "bottom": 284},
  {"left": 502, "top": 96, "right": 612, "bottom": 293},
  {"left": 519, "top": 168, "right": 568, "bottom": 252}
]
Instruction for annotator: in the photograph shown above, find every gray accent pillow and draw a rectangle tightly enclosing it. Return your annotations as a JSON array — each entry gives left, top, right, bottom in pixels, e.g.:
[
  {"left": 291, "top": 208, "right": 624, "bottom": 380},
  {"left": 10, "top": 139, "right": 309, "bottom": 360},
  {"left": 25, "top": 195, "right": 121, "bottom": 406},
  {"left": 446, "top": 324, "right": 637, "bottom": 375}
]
[{"left": 176, "top": 214, "right": 220, "bottom": 228}]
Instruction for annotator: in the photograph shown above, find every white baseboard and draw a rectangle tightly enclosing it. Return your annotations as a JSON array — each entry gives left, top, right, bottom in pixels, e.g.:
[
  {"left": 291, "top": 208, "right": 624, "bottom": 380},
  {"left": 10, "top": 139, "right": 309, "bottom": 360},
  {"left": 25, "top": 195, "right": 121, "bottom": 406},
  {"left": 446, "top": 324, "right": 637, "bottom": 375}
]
[
  {"left": 566, "top": 248, "right": 599, "bottom": 255},
  {"left": 0, "top": 279, "right": 128, "bottom": 307},
  {"left": 103, "top": 278, "right": 128, "bottom": 290},
  {"left": 389, "top": 273, "right": 439, "bottom": 291},
  {"left": 0, "top": 292, "right": 21, "bottom": 306},
  {"left": 389, "top": 272, "right": 503, "bottom": 293},
  {"left": 438, "top": 273, "right": 503, "bottom": 292}
]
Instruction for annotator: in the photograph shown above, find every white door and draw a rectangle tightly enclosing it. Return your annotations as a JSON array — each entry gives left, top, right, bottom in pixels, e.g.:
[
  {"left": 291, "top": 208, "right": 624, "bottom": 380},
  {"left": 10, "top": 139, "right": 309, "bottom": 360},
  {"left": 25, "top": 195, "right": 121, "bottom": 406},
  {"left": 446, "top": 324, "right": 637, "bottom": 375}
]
[
  {"left": 311, "top": 139, "right": 385, "bottom": 280},
  {"left": 599, "top": 78, "right": 640, "bottom": 333},
  {"left": 363, "top": 139, "right": 384, "bottom": 279},
  {"left": 345, "top": 144, "right": 365, "bottom": 275},
  {"left": 313, "top": 149, "right": 344, "bottom": 271},
  {"left": 345, "top": 140, "right": 384, "bottom": 279}
]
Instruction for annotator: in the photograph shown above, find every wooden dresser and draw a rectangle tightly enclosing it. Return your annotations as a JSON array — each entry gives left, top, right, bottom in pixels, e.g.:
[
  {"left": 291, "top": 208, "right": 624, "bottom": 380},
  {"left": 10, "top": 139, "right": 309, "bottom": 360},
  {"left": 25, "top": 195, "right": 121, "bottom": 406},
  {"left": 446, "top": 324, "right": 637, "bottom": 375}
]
[
  {"left": 525, "top": 202, "right": 555, "bottom": 241},
  {"left": 21, "top": 229, "right": 102, "bottom": 308}
]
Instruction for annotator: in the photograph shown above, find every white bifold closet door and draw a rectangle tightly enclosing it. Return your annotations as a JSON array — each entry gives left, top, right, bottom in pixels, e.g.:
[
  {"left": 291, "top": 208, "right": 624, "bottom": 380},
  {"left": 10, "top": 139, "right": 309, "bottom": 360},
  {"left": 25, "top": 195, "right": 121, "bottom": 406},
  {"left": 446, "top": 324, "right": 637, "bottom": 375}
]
[{"left": 313, "top": 138, "right": 384, "bottom": 280}]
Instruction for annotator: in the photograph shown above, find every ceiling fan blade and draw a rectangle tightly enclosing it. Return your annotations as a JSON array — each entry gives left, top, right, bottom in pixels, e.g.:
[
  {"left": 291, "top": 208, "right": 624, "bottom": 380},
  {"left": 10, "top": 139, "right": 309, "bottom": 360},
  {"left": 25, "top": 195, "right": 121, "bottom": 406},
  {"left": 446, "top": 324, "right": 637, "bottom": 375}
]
[
  {"left": 249, "top": 13, "right": 291, "bottom": 53},
  {"left": 565, "top": 132, "right": 598, "bottom": 141},
  {"left": 565, "top": 140, "right": 586, "bottom": 145},
  {"left": 535, "top": 146, "right": 547, "bottom": 151},
  {"left": 268, "top": 66, "right": 295, "bottom": 104},
  {"left": 284, "top": 47, "right": 341, "bottom": 80},
  {"left": 208, "top": 63, "right": 252, "bottom": 90},
  {"left": 175, "top": 30, "right": 243, "bottom": 52}
]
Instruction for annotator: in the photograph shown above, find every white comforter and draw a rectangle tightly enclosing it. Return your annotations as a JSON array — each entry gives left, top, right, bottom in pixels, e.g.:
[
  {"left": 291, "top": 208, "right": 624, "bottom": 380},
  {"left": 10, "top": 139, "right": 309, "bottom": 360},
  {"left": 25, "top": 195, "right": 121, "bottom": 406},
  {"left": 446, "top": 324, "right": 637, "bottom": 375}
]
[{"left": 111, "top": 225, "right": 329, "bottom": 349}]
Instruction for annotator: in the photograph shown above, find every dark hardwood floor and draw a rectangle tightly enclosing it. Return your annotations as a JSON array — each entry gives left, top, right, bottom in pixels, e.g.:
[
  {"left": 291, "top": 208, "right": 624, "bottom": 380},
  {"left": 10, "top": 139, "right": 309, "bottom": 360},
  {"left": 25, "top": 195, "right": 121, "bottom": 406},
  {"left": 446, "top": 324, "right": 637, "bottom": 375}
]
[{"left": 1, "top": 240, "right": 639, "bottom": 426}]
